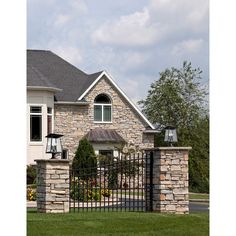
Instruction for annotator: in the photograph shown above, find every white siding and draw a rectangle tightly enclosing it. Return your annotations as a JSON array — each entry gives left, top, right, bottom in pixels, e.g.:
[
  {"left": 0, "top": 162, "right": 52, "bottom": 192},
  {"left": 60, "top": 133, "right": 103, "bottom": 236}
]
[{"left": 27, "top": 90, "right": 54, "bottom": 164}]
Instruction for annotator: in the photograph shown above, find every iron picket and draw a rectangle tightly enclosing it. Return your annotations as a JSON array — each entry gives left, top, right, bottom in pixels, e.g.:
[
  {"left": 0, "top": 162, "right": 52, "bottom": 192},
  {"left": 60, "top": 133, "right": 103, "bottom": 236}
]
[{"left": 69, "top": 152, "right": 151, "bottom": 212}]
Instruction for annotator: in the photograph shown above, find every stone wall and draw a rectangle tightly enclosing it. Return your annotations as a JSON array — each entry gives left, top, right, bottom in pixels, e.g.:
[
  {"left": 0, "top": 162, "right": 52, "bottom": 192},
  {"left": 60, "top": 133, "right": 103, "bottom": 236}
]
[
  {"left": 35, "top": 148, "right": 190, "bottom": 214},
  {"left": 35, "top": 159, "right": 70, "bottom": 213},
  {"left": 54, "top": 75, "right": 154, "bottom": 160},
  {"left": 145, "top": 147, "right": 191, "bottom": 214}
]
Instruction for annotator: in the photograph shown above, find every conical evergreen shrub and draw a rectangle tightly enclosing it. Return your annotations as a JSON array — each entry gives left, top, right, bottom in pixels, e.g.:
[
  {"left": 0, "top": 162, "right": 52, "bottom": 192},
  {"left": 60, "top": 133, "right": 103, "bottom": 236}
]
[{"left": 72, "top": 138, "right": 97, "bottom": 180}]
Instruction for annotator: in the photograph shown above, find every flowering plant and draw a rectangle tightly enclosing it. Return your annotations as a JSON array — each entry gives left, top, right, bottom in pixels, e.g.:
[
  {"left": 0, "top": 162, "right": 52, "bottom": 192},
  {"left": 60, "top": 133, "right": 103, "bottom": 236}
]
[
  {"left": 27, "top": 188, "right": 36, "bottom": 201},
  {"left": 101, "top": 189, "right": 111, "bottom": 198}
]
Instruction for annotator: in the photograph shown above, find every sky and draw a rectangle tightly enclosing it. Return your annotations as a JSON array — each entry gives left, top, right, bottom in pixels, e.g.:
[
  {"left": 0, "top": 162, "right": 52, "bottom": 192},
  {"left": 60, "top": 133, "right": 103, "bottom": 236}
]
[{"left": 27, "top": 0, "right": 209, "bottom": 104}]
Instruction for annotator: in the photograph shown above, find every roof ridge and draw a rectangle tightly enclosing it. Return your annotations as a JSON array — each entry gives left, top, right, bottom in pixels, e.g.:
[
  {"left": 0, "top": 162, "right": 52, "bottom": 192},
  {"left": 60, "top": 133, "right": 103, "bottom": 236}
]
[
  {"left": 27, "top": 49, "right": 51, "bottom": 52},
  {"left": 88, "top": 71, "right": 103, "bottom": 76}
]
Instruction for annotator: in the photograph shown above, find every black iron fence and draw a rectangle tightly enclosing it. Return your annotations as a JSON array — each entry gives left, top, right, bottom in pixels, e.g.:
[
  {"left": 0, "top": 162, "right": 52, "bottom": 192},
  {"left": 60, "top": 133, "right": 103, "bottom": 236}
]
[{"left": 69, "top": 152, "right": 153, "bottom": 212}]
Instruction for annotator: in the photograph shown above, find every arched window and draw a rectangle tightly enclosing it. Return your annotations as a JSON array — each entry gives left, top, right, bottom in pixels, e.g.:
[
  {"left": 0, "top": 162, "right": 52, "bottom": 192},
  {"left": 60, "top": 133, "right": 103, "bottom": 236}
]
[{"left": 94, "top": 94, "right": 112, "bottom": 122}]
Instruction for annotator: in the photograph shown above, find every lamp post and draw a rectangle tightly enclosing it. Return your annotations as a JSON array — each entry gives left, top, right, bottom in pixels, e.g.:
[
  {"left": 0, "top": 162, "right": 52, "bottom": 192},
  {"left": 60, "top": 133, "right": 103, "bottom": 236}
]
[
  {"left": 45, "top": 133, "right": 64, "bottom": 159},
  {"left": 164, "top": 126, "right": 177, "bottom": 146}
]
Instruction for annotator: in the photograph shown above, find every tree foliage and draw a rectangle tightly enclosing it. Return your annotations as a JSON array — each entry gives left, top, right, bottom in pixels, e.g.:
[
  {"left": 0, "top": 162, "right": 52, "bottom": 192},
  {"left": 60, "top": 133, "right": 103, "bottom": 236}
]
[
  {"left": 139, "top": 61, "right": 209, "bottom": 193},
  {"left": 72, "top": 138, "right": 97, "bottom": 180},
  {"left": 139, "top": 61, "right": 208, "bottom": 127}
]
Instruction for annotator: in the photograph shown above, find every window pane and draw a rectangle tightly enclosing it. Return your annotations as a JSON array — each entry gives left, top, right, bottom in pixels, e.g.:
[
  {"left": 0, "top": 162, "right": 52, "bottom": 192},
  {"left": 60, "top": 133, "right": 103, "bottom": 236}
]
[
  {"left": 47, "top": 107, "right": 52, "bottom": 114},
  {"left": 94, "top": 94, "right": 111, "bottom": 104},
  {"left": 30, "top": 115, "right": 42, "bottom": 141},
  {"left": 47, "top": 115, "right": 52, "bottom": 134},
  {"left": 30, "top": 106, "right": 42, "bottom": 113},
  {"left": 103, "top": 106, "right": 111, "bottom": 121},
  {"left": 94, "top": 105, "right": 102, "bottom": 121},
  {"left": 99, "top": 150, "right": 113, "bottom": 168}
]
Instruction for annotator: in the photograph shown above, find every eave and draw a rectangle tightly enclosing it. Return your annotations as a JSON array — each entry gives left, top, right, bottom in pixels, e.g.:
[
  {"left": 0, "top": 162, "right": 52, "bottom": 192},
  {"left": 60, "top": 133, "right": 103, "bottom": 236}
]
[
  {"left": 54, "top": 101, "right": 89, "bottom": 106},
  {"left": 27, "top": 86, "right": 62, "bottom": 93},
  {"left": 143, "top": 130, "right": 161, "bottom": 134}
]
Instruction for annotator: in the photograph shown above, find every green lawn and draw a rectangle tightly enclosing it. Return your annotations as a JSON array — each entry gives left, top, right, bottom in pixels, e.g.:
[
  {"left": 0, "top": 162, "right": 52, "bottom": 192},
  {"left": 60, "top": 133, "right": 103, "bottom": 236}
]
[
  {"left": 189, "top": 193, "right": 209, "bottom": 200},
  {"left": 27, "top": 209, "right": 209, "bottom": 236}
]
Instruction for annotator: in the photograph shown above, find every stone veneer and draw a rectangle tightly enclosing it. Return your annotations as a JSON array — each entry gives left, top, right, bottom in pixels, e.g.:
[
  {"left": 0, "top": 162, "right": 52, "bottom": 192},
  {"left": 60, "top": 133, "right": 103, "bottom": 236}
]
[
  {"left": 145, "top": 147, "right": 191, "bottom": 214},
  {"left": 35, "top": 159, "right": 70, "bottom": 213},
  {"left": 35, "top": 147, "right": 190, "bottom": 214},
  {"left": 54, "top": 75, "right": 154, "bottom": 160}
]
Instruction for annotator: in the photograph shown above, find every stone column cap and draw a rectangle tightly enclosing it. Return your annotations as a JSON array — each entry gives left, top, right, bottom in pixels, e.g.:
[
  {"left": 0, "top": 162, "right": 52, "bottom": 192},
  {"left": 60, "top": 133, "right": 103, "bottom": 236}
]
[
  {"left": 145, "top": 147, "right": 192, "bottom": 151},
  {"left": 34, "top": 159, "right": 70, "bottom": 163}
]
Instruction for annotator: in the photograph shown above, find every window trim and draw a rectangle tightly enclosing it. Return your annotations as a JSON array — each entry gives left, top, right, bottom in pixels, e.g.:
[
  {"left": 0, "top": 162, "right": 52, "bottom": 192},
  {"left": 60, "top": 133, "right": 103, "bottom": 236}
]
[
  {"left": 47, "top": 107, "right": 53, "bottom": 135},
  {"left": 93, "top": 103, "right": 112, "bottom": 123}
]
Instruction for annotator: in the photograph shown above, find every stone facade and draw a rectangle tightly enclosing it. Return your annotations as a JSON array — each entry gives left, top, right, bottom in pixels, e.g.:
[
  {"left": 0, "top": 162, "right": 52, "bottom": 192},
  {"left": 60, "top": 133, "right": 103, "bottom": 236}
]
[
  {"left": 54, "top": 75, "right": 154, "bottom": 160},
  {"left": 35, "top": 159, "right": 70, "bottom": 213},
  {"left": 145, "top": 147, "right": 191, "bottom": 214}
]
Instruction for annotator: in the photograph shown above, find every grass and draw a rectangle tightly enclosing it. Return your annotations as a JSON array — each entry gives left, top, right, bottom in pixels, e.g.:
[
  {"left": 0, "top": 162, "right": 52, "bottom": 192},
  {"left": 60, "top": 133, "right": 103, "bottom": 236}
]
[
  {"left": 189, "top": 193, "right": 209, "bottom": 200},
  {"left": 27, "top": 209, "right": 209, "bottom": 236}
]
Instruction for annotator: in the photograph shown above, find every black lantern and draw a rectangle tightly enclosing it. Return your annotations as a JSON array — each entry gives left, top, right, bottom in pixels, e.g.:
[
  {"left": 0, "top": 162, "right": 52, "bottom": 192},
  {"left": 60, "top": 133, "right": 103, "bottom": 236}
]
[
  {"left": 45, "top": 133, "right": 64, "bottom": 159},
  {"left": 164, "top": 126, "right": 177, "bottom": 146}
]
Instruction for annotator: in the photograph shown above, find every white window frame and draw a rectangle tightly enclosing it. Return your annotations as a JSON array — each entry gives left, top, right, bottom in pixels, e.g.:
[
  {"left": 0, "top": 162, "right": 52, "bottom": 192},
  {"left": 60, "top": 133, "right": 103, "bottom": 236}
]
[
  {"left": 29, "top": 105, "right": 43, "bottom": 143},
  {"left": 94, "top": 103, "right": 112, "bottom": 123},
  {"left": 47, "top": 107, "right": 53, "bottom": 135}
]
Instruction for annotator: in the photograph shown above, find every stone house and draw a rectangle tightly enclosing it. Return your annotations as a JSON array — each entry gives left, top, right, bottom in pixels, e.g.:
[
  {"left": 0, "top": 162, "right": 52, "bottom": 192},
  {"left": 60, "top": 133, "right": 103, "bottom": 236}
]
[{"left": 27, "top": 50, "right": 159, "bottom": 164}]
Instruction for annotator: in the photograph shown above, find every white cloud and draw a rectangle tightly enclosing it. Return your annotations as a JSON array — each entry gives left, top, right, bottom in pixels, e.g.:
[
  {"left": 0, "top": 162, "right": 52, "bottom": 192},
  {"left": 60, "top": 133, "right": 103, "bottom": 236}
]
[
  {"left": 69, "top": 0, "right": 88, "bottom": 14},
  {"left": 92, "top": 0, "right": 208, "bottom": 47},
  {"left": 54, "top": 14, "right": 72, "bottom": 28},
  {"left": 52, "top": 0, "right": 88, "bottom": 28},
  {"left": 92, "top": 8, "right": 160, "bottom": 47},
  {"left": 28, "top": 0, "right": 209, "bottom": 102},
  {"left": 119, "top": 74, "right": 154, "bottom": 106},
  {"left": 171, "top": 39, "right": 204, "bottom": 55},
  {"left": 120, "top": 79, "right": 140, "bottom": 105},
  {"left": 123, "top": 51, "right": 150, "bottom": 69},
  {"left": 50, "top": 45, "right": 83, "bottom": 66},
  {"left": 149, "top": 0, "right": 208, "bottom": 33}
]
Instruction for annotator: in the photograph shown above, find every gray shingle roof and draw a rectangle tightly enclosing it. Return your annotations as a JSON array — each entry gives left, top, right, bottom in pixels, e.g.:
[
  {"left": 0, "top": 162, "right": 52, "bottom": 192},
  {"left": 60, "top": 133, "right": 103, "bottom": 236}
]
[
  {"left": 27, "top": 50, "right": 102, "bottom": 101},
  {"left": 27, "top": 65, "right": 57, "bottom": 88},
  {"left": 84, "top": 129, "right": 127, "bottom": 143}
]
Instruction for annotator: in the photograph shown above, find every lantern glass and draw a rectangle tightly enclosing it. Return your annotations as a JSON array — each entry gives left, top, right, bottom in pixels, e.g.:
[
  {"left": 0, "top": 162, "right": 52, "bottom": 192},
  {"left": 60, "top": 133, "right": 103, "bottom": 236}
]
[
  {"left": 46, "top": 137, "right": 52, "bottom": 153},
  {"left": 45, "top": 133, "right": 63, "bottom": 154},
  {"left": 55, "top": 138, "right": 62, "bottom": 153},
  {"left": 164, "top": 126, "right": 177, "bottom": 143}
]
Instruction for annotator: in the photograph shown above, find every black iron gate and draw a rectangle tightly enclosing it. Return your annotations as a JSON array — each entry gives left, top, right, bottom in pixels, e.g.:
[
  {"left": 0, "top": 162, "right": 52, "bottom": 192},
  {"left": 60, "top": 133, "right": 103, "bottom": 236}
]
[{"left": 69, "top": 152, "right": 153, "bottom": 212}]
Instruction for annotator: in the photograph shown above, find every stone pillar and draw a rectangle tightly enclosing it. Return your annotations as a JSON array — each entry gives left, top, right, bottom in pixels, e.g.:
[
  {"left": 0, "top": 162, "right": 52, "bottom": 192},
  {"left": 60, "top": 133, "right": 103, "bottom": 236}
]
[
  {"left": 35, "top": 159, "right": 70, "bottom": 213},
  {"left": 146, "top": 147, "right": 191, "bottom": 214}
]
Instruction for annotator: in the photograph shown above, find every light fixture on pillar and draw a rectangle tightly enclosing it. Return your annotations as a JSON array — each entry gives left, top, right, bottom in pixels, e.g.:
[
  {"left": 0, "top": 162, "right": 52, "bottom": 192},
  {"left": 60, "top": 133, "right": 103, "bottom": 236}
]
[
  {"left": 45, "top": 133, "right": 64, "bottom": 159},
  {"left": 164, "top": 126, "right": 177, "bottom": 146}
]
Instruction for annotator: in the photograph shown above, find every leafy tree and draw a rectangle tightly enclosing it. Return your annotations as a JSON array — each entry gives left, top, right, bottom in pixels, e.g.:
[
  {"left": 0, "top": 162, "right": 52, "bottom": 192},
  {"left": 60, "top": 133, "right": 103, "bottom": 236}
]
[
  {"left": 139, "top": 61, "right": 208, "bottom": 127},
  {"left": 72, "top": 138, "right": 97, "bottom": 180},
  {"left": 187, "top": 116, "right": 209, "bottom": 193},
  {"left": 139, "top": 61, "right": 209, "bottom": 193}
]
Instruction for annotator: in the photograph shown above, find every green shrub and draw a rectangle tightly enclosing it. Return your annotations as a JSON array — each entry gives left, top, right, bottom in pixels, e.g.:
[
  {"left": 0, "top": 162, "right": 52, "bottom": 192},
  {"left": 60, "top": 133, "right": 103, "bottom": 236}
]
[
  {"left": 70, "top": 180, "right": 101, "bottom": 201},
  {"left": 72, "top": 138, "right": 97, "bottom": 180},
  {"left": 27, "top": 165, "right": 37, "bottom": 185}
]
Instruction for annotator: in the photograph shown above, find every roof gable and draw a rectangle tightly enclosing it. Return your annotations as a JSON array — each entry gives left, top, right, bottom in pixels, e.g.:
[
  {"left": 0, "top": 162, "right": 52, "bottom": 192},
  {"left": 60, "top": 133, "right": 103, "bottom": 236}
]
[
  {"left": 79, "top": 71, "right": 155, "bottom": 129},
  {"left": 27, "top": 50, "right": 154, "bottom": 129},
  {"left": 27, "top": 50, "right": 102, "bottom": 101}
]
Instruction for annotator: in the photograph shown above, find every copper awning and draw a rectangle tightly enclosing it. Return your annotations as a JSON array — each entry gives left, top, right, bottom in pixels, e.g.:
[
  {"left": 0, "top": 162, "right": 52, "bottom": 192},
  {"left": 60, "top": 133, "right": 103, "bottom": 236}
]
[{"left": 84, "top": 129, "right": 126, "bottom": 143}]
